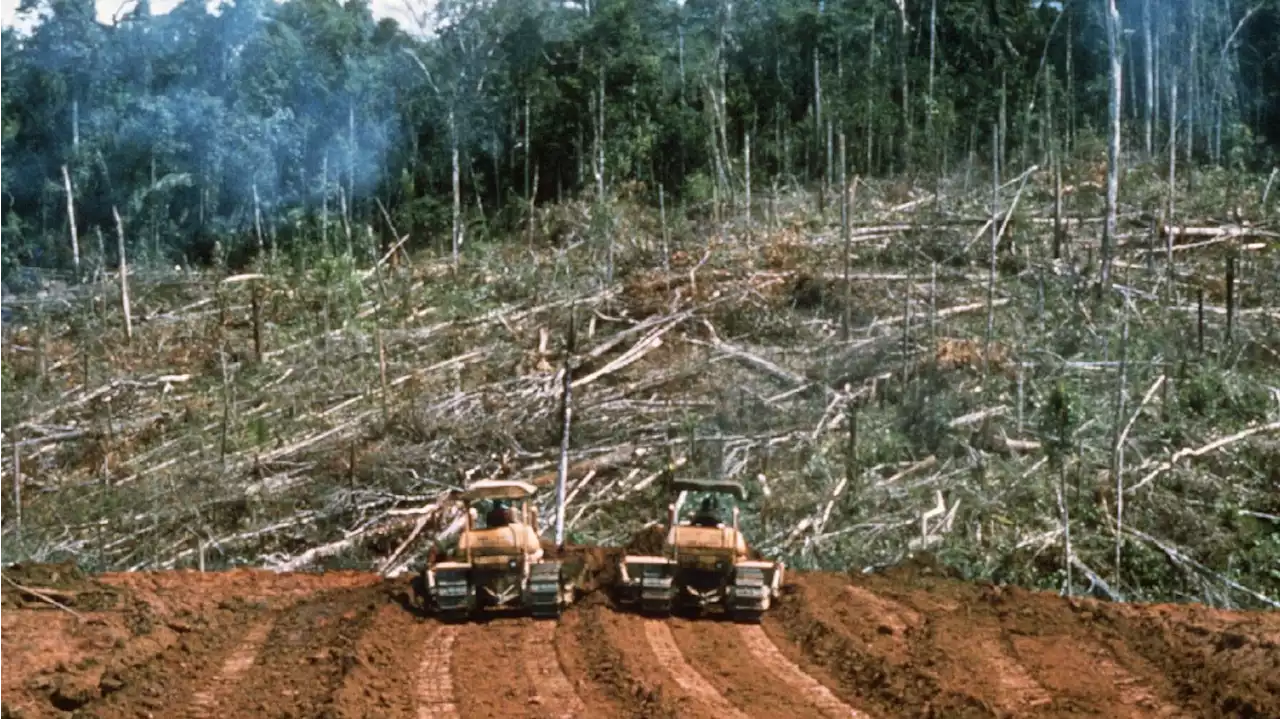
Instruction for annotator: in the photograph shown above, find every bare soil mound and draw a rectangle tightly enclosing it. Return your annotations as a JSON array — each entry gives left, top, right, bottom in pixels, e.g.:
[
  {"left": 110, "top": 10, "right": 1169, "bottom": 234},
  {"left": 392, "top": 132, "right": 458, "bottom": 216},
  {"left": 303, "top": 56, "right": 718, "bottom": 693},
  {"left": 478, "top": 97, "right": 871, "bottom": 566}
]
[{"left": 2, "top": 560, "right": 1276, "bottom": 719}]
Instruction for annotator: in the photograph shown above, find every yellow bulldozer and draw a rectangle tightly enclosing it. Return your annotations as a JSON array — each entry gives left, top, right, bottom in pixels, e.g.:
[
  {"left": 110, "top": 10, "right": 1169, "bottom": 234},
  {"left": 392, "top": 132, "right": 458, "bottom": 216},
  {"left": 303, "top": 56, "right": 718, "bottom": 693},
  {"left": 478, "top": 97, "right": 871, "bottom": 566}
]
[
  {"left": 616, "top": 478, "right": 784, "bottom": 623},
  {"left": 422, "top": 479, "right": 573, "bottom": 620}
]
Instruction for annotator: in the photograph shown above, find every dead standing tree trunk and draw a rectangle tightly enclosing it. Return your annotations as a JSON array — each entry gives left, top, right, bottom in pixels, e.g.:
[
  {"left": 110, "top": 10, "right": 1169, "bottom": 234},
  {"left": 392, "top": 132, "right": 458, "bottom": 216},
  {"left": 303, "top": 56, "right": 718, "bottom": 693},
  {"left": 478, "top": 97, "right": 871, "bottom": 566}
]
[
  {"left": 404, "top": 40, "right": 498, "bottom": 269},
  {"left": 451, "top": 108, "right": 462, "bottom": 267},
  {"left": 1101, "top": 0, "right": 1123, "bottom": 295},
  {"left": 62, "top": 165, "right": 81, "bottom": 276},
  {"left": 1143, "top": 0, "right": 1155, "bottom": 157},
  {"left": 11, "top": 434, "right": 21, "bottom": 539},
  {"left": 554, "top": 305, "right": 577, "bottom": 547},
  {"left": 113, "top": 207, "right": 133, "bottom": 343}
]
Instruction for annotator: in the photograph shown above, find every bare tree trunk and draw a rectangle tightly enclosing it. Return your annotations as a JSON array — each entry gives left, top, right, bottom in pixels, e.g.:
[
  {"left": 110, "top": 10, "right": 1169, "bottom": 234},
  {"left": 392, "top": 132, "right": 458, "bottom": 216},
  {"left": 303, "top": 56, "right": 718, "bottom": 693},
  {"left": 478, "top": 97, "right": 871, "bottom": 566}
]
[
  {"left": 927, "top": 0, "right": 938, "bottom": 151},
  {"left": 11, "top": 434, "right": 21, "bottom": 538},
  {"left": 678, "top": 25, "right": 686, "bottom": 104},
  {"left": 660, "top": 184, "right": 669, "bottom": 272},
  {"left": 926, "top": 0, "right": 936, "bottom": 138},
  {"left": 716, "top": 4, "right": 733, "bottom": 200},
  {"left": 1112, "top": 270, "right": 1131, "bottom": 584},
  {"left": 985, "top": 124, "right": 1000, "bottom": 379},
  {"left": 1144, "top": 0, "right": 1155, "bottom": 157},
  {"left": 348, "top": 102, "right": 356, "bottom": 225},
  {"left": 252, "top": 280, "right": 264, "bottom": 363},
  {"left": 840, "top": 133, "right": 851, "bottom": 342},
  {"left": 61, "top": 165, "right": 80, "bottom": 275},
  {"left": 1152, "top": 28, "right": 1161, "bottom": 140},
  {"left": 744, "top": 132, "right": 752, "bottom": 233},
  {"left": 1167, "top": 78, "right": 1179, "bottom": 234},
  {"left": 1187, "top": 0, "right": 1198, "bottom": 166},
  {"left": 1126, "top": 27, "right": 1139, "bottom": 124},
  {"left": 813, "top": 47, "right": 822, "bottom": 157},
  {"left": 1054, "top": 148, "right": 1064, "bottom": 260},
  {"left": 554, "top": 307, "right": 577, "bottom": 547},
  {"left": 113, "top": 207, "right": 133, "bottom": 343},
  {"left": 1102, "top": 0, "right": 1123, "bottom": 294},
  {"left": 1066, "top": 10, "right": 1076, "bottom": 150},
  {"left": 826, "top": 120, "right": 834, "bottom": 205},
  {"left": 322, "top": 153, "right": 330, "bottom": 255},
  {"left": 597, "top": 70, "right": 606, "bottom": 204},
  {"left": 451, "top": 107, "right": 461, "bottom": 267},
  {"left": 524, "top": 92, "right": 532, "bottom": 206},
  {"left": 150, "top": 155, "right": 158, "bottom": 260},
  {"left": 865, "top": 15, "right": 877, "bottom": 172},
  {"left": 999, "top": 71, "right": 1008, "bottom": 176},
  {"left": 253, "top": 183, "right": 264, "bottom": 256},
  {"left": 895, "top": 0, "right": 911, "bottom": 167}
]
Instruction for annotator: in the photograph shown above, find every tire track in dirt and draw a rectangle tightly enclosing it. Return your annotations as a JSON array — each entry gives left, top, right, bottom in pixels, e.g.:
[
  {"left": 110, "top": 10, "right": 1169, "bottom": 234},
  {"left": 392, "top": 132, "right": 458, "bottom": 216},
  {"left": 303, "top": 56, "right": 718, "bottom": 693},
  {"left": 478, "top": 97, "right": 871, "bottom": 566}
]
[
  {"left": 555, "top": 597, "right": 681, "bottom": 718},
  {"left": 450, "top": 616, "right": 584, "bottom": 718},
  {"left": 415, "top": 624, "right": 459, "bottom": 719},
  {"left": 863, "top": 571, "right": 1191, "bottom": 718},
  {"left": 452, "top": 618, "right": 537, "bottom": 717},
  {"left": 771, "top": 573, "right": 997, "bottom": 718},
  {"left": 666, "top": 609, "right": 875, "bottom": 719},
  {"left": 842, "top": 584, "right": 922, "bottom": 663},
  {"left": 644, "top": 619, "right": 749, "bottom": 719},
  {"left": 1008, "top": 633, "right": 1189, "bottom": 718},
  {"left": 910, "top": 603, "right": 1057, "bottom": 715},
  {"left": 666, "top": 616, "right": 863, "bottom": 718},
  {"left": 738, "top": 624, "right": 872, "bottom": 718},
  {"left": 1088, "top": 600, "right": 1280, "bottom": 718},
  {"left": 186, "top": 617, "right": 275, "bottom": 718},
  {"left": 331, "top": 597, "right": 440, "bottom": 718},
  {"left": 880, "top": 575, "right": 1187, "bottom": 716},
  {"left": 522, "top": 620, "right": 586, "bottom": 718},
  {"left": 87, "top": 602, "right": 282, "bottom": 719},
  {"left": 216, "top": 583, "right": 386, "bottom": 718}
]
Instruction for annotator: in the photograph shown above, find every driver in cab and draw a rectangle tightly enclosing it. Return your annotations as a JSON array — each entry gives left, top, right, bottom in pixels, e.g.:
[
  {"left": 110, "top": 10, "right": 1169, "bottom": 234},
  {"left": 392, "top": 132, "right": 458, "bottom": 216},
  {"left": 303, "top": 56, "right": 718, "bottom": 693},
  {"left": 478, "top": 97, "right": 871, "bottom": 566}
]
[{"left": 691, "top": 496, "right": 724, "bottom": 528}]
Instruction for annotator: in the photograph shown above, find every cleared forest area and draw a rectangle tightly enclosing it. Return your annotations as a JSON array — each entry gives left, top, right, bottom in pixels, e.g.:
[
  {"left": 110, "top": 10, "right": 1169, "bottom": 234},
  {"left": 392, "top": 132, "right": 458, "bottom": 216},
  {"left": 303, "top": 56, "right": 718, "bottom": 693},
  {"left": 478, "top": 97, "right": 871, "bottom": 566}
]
[
  {"left": 4, "top": 1, "right": 1280, "bottom": 713},
  {"left": 4, "top": 161, "right": 1277, "bottom": 608},
  {"left": 3, "top": 0, "right": 1280, "bottom": 694}
]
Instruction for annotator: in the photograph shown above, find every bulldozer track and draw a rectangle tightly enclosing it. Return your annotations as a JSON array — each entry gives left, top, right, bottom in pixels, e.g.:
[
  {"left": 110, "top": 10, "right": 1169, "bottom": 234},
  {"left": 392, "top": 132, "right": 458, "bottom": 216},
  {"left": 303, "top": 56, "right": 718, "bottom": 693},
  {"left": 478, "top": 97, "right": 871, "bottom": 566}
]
[
  {"left": 186, "top": 618, "right": 274, "bottom": 718},
  {"left": 739, "top": 624, "right": 871, "bottom": 718},
  {"left": 1077, "top": 644, "right": 1187, "bottom": 718},
  {"left": 643, "top": 618, "right": 750, "bottom": 719},
  {"left": 415, "top": 625, "right": 459, "bottom": 719},
  {"left": 522, "top": 620, "right": 585, "bottom": 718},
  {"left": 968, "top": 636, "right": 1054, "bottom": 713},
  {"left": 5, "top": 563, "right": 1279, "bottom": 719}
]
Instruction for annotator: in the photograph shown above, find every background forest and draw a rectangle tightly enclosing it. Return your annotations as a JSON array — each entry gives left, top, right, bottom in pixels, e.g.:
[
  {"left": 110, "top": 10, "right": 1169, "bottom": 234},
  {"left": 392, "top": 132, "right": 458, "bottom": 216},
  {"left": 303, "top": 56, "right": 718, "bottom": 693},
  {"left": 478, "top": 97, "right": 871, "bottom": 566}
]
[
  {"left": 2, "top": 0, "right": 1278, "bottom": 610},
  {"left": 3, "top": 0, "right": 1278, "bottom": 268}
]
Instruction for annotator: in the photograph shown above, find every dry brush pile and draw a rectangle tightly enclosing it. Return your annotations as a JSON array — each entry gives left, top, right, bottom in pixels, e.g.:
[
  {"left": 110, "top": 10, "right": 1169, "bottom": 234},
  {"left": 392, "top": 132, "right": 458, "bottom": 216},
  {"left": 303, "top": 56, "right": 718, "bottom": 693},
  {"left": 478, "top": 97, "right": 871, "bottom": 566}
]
[{"left": 3, "top": 162, "right": 1278, "bottom": 609}]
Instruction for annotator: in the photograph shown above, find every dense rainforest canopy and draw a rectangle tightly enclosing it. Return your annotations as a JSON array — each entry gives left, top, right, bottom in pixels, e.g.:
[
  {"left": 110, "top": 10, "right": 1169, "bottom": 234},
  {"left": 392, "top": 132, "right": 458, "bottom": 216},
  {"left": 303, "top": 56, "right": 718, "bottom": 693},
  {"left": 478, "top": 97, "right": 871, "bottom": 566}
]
[{"left": 3, "top": 0, "right": 1278, "bottom": 274}]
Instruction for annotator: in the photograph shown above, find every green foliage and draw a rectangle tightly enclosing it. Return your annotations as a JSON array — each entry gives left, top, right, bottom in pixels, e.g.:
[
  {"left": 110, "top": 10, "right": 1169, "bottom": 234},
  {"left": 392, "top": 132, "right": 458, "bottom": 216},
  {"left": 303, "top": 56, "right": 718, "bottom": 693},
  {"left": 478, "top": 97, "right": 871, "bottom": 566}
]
[
  {"left": 1041, "top": 380, "right": 1077, "bottom": 469},
  {"left": 3, "top": 0, "right": 1278, "bottom": 272},
  {"left": 1181, "top": 366, "right": 1271, "bottom": 425}
]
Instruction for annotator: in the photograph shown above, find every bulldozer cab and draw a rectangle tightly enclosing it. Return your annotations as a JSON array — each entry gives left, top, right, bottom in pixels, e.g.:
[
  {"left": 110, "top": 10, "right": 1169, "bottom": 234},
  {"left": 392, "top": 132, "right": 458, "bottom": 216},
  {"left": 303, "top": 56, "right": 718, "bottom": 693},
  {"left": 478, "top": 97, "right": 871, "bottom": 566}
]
[
  {"left": 666, "top": 479, "right": 749, "bottom": 558},
  {"left": 672, "top": 479, "right": 746, "bottom": 525},
  {"left": 453, "top": 480, "right": 544, "bottom": 562}
]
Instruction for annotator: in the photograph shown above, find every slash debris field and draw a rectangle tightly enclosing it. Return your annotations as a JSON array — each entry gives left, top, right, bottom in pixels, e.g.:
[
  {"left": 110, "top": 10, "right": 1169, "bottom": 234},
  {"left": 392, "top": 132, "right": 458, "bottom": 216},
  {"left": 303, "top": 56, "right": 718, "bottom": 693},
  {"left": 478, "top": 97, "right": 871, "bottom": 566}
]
[
  {"left": 1, "top": 557, "right": 1278, "bottom": 719},
  {"left": 3, "top": 175, "right": 1279, "bottom": 718}
]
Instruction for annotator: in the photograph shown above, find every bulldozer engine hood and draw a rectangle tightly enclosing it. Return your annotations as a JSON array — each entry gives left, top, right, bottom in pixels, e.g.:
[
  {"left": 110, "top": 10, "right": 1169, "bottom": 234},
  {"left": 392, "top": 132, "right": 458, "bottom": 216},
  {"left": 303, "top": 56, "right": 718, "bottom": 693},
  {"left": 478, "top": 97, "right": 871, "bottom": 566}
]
[
  {"left": 667, "top": 524, "right": 748, "bottom": 556},
  {"left": 458, "top": 523, "right": 542, "bottom": 557}
]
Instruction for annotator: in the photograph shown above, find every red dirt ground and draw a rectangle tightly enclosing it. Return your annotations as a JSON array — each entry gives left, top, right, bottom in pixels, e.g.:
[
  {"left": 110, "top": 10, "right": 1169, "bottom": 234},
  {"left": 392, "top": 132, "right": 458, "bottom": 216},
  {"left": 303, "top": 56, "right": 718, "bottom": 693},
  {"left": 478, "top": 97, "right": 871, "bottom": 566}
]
[{"left": 2, "top": 558, "right": 1277, "bottom": 719}]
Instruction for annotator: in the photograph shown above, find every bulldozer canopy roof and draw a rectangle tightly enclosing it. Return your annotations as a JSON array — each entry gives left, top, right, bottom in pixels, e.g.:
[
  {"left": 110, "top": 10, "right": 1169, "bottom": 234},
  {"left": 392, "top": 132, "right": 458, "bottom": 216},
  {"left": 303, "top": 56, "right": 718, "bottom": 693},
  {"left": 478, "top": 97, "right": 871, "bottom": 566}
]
[
  {"left": 671, "top": 479, "right": 747, "bottom": 500},
  {"left": 459, "top": 479, "right": 539, "bottom": 502}
]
